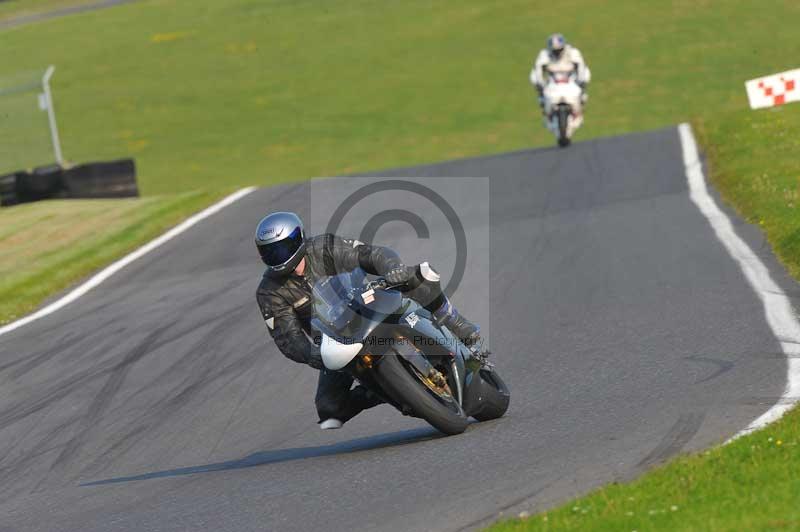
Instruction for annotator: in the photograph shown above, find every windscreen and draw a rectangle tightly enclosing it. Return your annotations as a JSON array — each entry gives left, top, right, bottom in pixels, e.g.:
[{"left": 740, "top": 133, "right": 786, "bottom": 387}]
[
  {"left": 312, "top": 269, "right": 365, "bottom": 331},
  {"left": 312, "top": 268, "right": 402, "bottom": 340}
]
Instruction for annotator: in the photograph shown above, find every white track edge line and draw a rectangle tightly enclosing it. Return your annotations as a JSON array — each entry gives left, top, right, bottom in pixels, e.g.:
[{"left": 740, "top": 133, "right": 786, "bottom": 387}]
[
  {"left": 678, "top": 123, "right": 800, "bottom": 441},
  {"left": 0, "top": 186, "right": 257, "bottom": 338}
]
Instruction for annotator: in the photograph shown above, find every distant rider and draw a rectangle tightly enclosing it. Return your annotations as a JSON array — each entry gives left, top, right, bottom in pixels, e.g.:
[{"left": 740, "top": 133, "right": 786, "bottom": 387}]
[
  {"left": 254, "top": 211, "right": 483, "bottom": 430},
  {"left": 530, "top": 33, "right": 591, "bottom": 112}
]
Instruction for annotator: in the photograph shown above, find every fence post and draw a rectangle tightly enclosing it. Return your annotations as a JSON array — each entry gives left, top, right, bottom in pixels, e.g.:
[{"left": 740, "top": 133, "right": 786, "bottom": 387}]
[{"left": 42, "top": 65, "right": 64, "bottom": 166}]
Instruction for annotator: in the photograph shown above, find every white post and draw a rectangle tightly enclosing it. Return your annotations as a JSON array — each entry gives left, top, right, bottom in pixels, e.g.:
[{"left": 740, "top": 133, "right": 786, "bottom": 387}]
[{"left": 42, "top": 65, "right": 64, "bottom": 166}]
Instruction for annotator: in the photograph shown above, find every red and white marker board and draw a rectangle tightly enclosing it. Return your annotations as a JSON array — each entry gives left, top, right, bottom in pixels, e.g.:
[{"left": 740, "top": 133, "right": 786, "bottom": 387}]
[{"left": 745, "top": 68, "right": 800, "bottom": 109}]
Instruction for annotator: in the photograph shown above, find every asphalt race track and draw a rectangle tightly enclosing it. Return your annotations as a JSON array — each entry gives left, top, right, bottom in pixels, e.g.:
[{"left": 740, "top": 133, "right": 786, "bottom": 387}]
[
  {"left": 1, "top": 127, "right": 797, "bottom": 531},
  {"left": 0, "top": 0, "right": 137, "bottom": 31}
]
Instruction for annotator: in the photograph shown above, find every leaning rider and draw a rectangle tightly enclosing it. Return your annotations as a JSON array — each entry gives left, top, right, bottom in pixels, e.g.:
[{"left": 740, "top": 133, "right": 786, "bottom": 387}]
[{"left": 254, "top": 211, "right": 483, "bottom": 430}]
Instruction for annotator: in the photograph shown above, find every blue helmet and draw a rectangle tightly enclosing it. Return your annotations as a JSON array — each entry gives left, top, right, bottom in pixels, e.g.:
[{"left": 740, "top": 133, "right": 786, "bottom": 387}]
[
  {"left": 547, "top": 33, "right": 566, "bottom": 59},
  {"left": 255, "top": 211, "right": 306, "bottom": 275}
]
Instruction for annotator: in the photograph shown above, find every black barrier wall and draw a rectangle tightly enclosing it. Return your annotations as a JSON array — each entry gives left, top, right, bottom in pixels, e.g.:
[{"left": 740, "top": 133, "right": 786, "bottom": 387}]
[
  {"left": 0, "top": 158, "right": 138, "bottom": 206},
  {"left": 16, "top": 165, "right": 64, "bottom": 203},
  {"left": 62, "top": 159, "right": 138, "bottom": 198},
  {"left": 0, "top": 173, "right": 19, "bottom": 206}
]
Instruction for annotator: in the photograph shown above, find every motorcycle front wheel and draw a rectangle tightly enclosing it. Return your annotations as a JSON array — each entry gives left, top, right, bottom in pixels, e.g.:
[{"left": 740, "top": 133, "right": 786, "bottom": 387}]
[
  {"left": 471, "top": 369, "right": 510, "bottom": 422},
  {"left": 557, "top": 104, "right": 571, "bottom": 147},
  {"left": 374, "top": 353, "right": 469, "bottom": 435}
]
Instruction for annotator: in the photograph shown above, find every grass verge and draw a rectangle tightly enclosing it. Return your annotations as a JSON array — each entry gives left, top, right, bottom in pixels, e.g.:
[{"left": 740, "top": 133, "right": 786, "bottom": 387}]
[
  {"left": 0, "top": 190, "right": 227, "bottom": 325},
  {"left": 487, "top": 106, "right": 800, "bottom": 530},
  {"left": 695, "top": 105, "right": 800, "bottom": 280}
]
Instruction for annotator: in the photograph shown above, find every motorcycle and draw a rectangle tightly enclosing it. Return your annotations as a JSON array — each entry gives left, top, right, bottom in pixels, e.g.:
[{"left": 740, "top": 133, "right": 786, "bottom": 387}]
[
  {"left": 541, "top": 67, "right": 585, "bottom": 147},
  {"left": 311, "top": 268, "right": 510, "bottom": 435}
]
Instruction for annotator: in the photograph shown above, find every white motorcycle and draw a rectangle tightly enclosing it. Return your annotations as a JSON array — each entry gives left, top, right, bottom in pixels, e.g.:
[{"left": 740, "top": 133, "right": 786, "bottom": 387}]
[{"left": 541, "top": 68, "right": 585, "bottom": 147}]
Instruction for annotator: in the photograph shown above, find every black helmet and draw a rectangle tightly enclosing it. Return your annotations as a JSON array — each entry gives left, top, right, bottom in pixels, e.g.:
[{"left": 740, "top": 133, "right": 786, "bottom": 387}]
[
  {"left": 547, "top": 33, "right": 566, "bottom": 59},
  {"left": 255, "top": 211, "right": 306, "bottom": 275}
]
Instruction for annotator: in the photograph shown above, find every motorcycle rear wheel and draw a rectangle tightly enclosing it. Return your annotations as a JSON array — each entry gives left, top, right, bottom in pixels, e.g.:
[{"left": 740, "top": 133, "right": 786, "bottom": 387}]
[{"left": 375, "top": 353, "right": 469, "bottom": 435}]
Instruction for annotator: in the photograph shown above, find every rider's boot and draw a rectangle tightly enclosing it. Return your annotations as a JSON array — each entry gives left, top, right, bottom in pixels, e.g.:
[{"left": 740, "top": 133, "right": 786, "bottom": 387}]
[
  {"left": 409, "top": 262, "right": 483, "bottom": 348},
  {"left": 432, "top": 297, "right": 481, "bottom": 348},
  {"left": 319, "top": 419, "right": 343, "bottom": 430},
  {"left": 318, "top": 386, "right": 383, "bottom": 430},
  {"left": 433, "top": 299, "right": 492, "bottom": 368},
  {"left": 537, "top": 85, "right": 546, "bottom": 115}
]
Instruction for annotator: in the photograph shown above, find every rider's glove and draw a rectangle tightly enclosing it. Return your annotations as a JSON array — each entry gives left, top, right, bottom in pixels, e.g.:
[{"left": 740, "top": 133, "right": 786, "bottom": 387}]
[{"left": 384, "top": 264, "right": 412, "bottom": 286}]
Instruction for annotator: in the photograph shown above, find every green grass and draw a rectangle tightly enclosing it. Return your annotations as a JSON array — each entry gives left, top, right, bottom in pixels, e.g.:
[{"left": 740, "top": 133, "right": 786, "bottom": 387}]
[
  {"left": 1, "top": 0, "right": 798, "bottom": 194},
  {"left": 487, "top": 104, "right": 800, "bottom": 532},
  {"left": 490, "top": 407, "right": 800, "bottom": 531},
  {"left": 0, "top": 190, "right": 226, "bottom": 324},
  {"left": 695, "top": 105, "right": 800, "bottom": 280}
]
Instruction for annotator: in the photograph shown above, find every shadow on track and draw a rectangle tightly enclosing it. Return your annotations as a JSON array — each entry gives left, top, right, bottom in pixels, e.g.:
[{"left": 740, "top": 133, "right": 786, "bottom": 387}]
[{"left": 82, "top": 426, "right": 443, "bottom": 486}]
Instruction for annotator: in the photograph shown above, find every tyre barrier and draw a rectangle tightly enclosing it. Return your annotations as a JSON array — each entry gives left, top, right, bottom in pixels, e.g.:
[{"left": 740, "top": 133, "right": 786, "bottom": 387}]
[
  {"left": 0, "top": 173, "right": 19, "bottom": 207},
  {"left": 62, "top": 159, "right": 138, "bottom": 198},
  {"left": 0, "top": 159, "right": 138, "bottom": 207},
  {"left": 16, "top": 165, "right": 64, "bottom": 203}
]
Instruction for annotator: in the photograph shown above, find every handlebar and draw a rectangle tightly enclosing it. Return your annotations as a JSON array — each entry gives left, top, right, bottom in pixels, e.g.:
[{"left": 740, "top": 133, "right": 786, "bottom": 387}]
[
  {"left": 365, "top": 277, "right": 404, "bottom": 292},
  {"left": 366, "top": 278, "right": 388, "bottom": 291}
]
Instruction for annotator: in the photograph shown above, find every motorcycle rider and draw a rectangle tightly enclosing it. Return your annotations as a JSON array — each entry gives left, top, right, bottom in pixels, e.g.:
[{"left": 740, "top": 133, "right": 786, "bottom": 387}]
[
  {"left": 254, "top": 211, "right": 483, "bottom": 430},
  {"left": 530, "top": 33, "right": 591, "bottom": 112}
]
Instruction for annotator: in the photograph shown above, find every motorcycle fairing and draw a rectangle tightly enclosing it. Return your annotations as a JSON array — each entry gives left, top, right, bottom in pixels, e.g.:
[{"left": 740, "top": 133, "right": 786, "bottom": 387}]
[
  {"left": 395, "top": 300, "right": 461, "bottom": 358},
  {"left": 365, "top": 300, "right": 470, "bottom": 405},
  {"left": 320, "top": 333, "right": 364, "bottom": 370},
  {"left": 312, "top": 288, "right": 403, "bottom": 344}
]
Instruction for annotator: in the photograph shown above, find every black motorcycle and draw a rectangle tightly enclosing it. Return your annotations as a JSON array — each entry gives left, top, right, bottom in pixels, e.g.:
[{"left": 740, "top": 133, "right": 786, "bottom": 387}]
[{"left": 311, "top": 268, "right": 510, "bottom": 435}]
